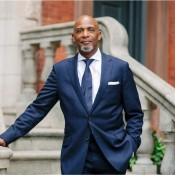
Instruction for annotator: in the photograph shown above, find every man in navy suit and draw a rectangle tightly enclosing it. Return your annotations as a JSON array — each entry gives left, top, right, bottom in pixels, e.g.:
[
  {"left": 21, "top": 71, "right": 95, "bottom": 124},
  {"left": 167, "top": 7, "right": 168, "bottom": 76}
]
[{"left": 0, "top": 15, "right": 143, "bottom": 174}]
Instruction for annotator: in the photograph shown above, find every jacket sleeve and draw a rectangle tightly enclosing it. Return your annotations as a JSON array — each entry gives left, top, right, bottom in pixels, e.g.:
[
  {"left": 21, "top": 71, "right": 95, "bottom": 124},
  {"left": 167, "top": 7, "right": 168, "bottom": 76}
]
[
  {"left": 122, "top": 62, "right": 144, "bottom": 150},
  {"left": 0, "top": 66, "right": 59, "bottom": 145}
]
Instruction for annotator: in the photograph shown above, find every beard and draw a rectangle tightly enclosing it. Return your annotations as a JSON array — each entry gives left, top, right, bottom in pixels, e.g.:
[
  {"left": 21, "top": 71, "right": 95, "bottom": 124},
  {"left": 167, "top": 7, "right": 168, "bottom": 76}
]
[{"left": 80, "top": 45, "right": 93, "bottom": 53}]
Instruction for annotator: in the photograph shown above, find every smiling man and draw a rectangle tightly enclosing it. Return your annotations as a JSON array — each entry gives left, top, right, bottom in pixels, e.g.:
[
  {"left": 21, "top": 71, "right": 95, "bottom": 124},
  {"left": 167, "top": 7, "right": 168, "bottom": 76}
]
[
  {"left": 0, "top": 15, "right": 143, "bottom": 175},
  {"left": 72, "top": 15, "right": 102, "bottom": 57}
]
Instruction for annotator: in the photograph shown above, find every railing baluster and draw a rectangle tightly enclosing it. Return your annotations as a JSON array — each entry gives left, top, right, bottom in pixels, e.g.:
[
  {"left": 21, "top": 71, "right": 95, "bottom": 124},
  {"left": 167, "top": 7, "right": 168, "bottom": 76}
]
[
  {"left": 132, "top": 94, "right": 157, "bottom": 174},
  {"left": 160, "top": 109, "right": 175, "bottom": 175},
  {"left": 161, "top": 131, "right": 175, "bottom": 175},
  {"left": 41, "top": 42, "right": 59, "bottom": 82},
  {"left": 22, "top": 44, "right": 37, "bottom": 94},
  {"left": 16, "top": 44, "right": 38, "bottom": 116}
]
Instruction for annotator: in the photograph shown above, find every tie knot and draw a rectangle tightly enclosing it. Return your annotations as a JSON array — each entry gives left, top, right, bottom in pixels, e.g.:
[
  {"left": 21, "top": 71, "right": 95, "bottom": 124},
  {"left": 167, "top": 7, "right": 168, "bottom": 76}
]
[{"left": 83, "top": 59, "right": 94, "bottom": 67}]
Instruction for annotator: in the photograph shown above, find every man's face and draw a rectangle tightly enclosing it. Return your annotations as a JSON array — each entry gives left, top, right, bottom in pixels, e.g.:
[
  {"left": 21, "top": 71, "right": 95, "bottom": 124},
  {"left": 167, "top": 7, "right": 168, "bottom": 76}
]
[{"left": 72, "top": 16, "right": 102, "bottom": 58}]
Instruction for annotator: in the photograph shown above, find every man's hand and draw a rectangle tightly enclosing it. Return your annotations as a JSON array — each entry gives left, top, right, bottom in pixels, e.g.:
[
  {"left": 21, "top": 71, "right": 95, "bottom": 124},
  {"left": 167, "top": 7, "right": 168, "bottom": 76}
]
[{"left": 0, "top": 138, "right": 6, "bottom": 147}]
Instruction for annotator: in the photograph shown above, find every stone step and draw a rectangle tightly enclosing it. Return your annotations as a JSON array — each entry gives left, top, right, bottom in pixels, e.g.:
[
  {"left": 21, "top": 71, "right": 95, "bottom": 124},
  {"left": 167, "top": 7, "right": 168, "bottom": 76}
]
[
  {"left": 9, "top": 128, "right": 64, "bottom": 151},
  {"left": 7, "top": 150, "right": 61, "bottom": 175}
]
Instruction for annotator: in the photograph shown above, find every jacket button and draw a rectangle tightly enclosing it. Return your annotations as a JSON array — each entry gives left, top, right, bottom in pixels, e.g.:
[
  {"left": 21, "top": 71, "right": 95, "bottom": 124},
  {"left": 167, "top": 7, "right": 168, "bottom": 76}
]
[{"left": 86, "top": 137, "right": 89, "bottom": 141}]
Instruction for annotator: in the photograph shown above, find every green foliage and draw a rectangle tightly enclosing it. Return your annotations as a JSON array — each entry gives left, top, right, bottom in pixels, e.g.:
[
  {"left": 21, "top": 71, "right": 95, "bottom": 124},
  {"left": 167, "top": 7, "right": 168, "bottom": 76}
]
[
  {"left": 129, "top": 155, "right": 137, "bottom": 170},
  {"left": 129, "top": 131, "right": 166, "bottom": 170},
  {"left": 151, "top": 132, "right": 166, "bottom": 166}
]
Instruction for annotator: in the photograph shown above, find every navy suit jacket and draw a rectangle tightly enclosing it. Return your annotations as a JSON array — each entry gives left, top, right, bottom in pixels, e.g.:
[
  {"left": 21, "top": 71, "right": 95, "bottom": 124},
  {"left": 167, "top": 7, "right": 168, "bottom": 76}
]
[{"left": 0, "top": 52, "right": 143, "bottom": 174}]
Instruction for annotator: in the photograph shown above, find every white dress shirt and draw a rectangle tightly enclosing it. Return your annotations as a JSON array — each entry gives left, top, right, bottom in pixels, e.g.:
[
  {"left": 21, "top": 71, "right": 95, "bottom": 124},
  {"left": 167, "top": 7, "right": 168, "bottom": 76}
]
[{"left": 77, "top": 49, "right": 102, "bottom": 103}]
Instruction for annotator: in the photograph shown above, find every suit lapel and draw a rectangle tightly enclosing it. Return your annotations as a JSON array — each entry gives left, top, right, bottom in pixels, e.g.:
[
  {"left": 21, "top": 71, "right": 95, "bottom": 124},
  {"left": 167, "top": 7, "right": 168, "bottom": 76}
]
[
  {"left": 91, "top": 53, "right": 112, "bottom": 113},
  {"left": 66, "top": 53, "right": 112, "bottom": 114},
  {"left": 66, "top": 55, "right": 89, "bottom": 114}
]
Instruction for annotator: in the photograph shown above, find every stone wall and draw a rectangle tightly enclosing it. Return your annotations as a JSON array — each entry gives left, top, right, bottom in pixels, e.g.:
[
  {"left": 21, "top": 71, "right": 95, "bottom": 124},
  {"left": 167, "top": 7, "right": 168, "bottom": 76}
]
[{"left": 0, "top": 1, "right": 41, "bottom": 125}]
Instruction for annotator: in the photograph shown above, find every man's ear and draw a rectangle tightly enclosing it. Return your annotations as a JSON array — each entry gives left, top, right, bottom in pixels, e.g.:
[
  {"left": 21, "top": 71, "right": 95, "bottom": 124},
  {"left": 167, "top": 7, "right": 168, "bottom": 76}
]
[
  {"left": 98, "top": 30, "right": 102, "bottom": 41},
  {"left": 72, "top": 34, "right": 75, "bottom": 42}
]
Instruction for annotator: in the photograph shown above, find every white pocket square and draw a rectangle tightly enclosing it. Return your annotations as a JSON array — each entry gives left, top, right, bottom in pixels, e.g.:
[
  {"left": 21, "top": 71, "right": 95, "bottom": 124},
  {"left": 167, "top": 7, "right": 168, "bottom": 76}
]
[{"left": 108, "top": 81, "right": 120, "bottom": 85}]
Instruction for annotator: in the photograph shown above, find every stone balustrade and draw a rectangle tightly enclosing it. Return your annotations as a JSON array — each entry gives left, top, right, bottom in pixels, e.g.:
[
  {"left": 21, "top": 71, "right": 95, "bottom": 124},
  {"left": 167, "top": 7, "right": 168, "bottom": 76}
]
[
  {"left": 19, "top": 17, "right": 175, "bottom": 174},
  {"left": 0, "top": 108, "right": 13, "bottom": 174}
]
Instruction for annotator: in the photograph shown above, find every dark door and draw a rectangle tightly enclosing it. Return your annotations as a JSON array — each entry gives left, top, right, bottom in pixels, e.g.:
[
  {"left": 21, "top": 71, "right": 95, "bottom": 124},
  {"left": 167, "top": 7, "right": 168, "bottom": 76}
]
[{"left": 94, "top": 1, "right": 146, "bottom": 64}]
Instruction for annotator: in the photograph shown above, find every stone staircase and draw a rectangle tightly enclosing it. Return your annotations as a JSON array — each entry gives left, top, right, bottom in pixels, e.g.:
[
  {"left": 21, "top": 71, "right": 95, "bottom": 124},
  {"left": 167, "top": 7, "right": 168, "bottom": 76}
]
[
  {"left": 7, "top": 128, "right": 64, "bottom": 175},
  {"left": 1, "top": 17, "right": 175, "bottom": 175}
]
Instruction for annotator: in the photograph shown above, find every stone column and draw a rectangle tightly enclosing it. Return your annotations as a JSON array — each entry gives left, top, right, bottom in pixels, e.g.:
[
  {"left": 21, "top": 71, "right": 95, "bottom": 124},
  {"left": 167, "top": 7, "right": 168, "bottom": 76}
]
[
  {"left": 161, "top": 131, "right": 175, "bottom": 175},
  {"left": 41, "top": 42, "right": 59, "bottom": 82},
  {"left": 160, "top": 109, "right": 175, "bottom": 175},
  {"left": 16, "top": 44, "right": 38, "bottom": 115},
  {"left": 132, "top": 95, "right": 157, "bottom": 174},
  {"left": 22, "top": 44, "right": 37, "bottom": 94}
]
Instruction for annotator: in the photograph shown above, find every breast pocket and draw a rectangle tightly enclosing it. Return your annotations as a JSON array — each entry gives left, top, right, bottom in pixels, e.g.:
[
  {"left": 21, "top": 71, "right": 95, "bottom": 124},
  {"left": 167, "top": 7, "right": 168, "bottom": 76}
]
[
  {"left": 107, "top": 82, "right": 121, "bottom": 91},
  {"left": 104, "top": 84, "right": 122, "bottom": 102}
]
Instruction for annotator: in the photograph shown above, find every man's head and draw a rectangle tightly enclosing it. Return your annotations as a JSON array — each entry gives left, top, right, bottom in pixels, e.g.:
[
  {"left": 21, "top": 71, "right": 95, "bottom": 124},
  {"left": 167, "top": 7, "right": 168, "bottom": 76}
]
[{"left": 72, "top": 15, "right": 102, "bottom": 58}]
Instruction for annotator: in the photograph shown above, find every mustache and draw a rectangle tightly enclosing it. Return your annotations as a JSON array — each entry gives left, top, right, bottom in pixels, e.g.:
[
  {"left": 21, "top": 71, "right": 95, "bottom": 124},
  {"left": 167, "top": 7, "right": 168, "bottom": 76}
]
[{"left": 81, "top": 39, "right": 93, "bottom": 42}]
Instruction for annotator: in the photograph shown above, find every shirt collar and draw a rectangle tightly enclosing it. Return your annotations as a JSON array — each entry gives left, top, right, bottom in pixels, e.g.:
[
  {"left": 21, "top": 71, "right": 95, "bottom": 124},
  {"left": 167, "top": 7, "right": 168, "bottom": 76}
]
[{"left": 78, "top": 48, "right": 101, "bottom": 62}]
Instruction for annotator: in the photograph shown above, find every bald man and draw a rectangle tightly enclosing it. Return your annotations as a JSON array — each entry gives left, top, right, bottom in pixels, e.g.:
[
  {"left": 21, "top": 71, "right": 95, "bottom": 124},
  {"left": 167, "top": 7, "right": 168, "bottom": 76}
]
[{"left": 0, "top": 16, "right": 143, "bottom": 174}]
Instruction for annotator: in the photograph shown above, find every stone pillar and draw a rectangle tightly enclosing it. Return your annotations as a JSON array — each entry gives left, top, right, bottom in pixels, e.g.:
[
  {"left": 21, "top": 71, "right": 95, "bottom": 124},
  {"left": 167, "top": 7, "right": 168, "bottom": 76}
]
[
  {"left": 22, "top": 44, "right": 37, "bottom": 94},
  {"left": 41, "top": 42, "right": 59, "bottom": 82},
  {"left": 132, "top": 95, "right": 157, "bottom": 174},
  {"left": 16, "top": 44, "right": 38, "bottom": 115},
  {"left": 161, "top": 131, "right": 175, "bottom": 175},
  {"left": 0, "top": 146, "right": 13, "bottom": 175},
  {"left": 160, "top": 109, "right": 175, "bottom": 175}
]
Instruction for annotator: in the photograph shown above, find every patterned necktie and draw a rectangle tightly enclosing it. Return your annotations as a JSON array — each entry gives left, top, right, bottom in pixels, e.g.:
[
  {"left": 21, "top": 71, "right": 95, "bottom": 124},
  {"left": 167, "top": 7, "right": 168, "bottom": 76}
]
[{"left": 81, "top": 59, "right": 94, "bottom": 111}]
